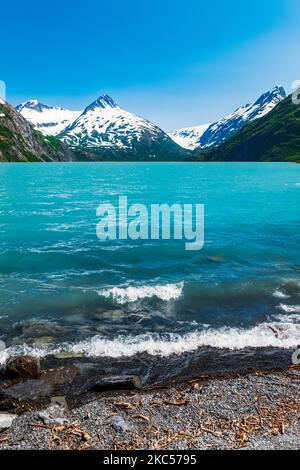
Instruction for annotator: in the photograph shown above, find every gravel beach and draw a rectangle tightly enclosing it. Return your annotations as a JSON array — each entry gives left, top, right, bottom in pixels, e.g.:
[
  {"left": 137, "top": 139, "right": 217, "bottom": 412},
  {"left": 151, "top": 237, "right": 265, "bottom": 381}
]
[{"left": 1, "top": 367, "right": 299, "bottom": 450}]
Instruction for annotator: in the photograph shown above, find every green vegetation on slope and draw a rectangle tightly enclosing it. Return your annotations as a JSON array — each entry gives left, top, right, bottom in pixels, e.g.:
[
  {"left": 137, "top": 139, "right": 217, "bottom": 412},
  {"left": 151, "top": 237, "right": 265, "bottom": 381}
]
[
  {"left": 194, "top": 94, "right": 300, "bottom": 163},
  {"left": 72, "top": 139, "right": 187, "bottom": 162},
  {"left": 0, "top": 102, "right": 73, "bottom": 162}
]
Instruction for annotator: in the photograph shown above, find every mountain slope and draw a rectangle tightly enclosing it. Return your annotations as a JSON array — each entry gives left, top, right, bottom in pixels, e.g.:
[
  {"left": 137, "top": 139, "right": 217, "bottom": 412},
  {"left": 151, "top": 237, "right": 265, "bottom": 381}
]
[
  {"left": 195, "top": 86, "right": 286, "bottom": 149},
  {"left": 169, "top": 124, "right": 210, "bottom": 150},
  {"left": 195, "top": 94, "right": 300, "bottom": 163},
  {"left": 0, "top": 100, "right": 73, "bottom": 162},
  {"left": 16, "top": 100, "right": 82, "bottom": 136},
  {"left": 59, "top": 95, "right": 187, "bottom": 161}
]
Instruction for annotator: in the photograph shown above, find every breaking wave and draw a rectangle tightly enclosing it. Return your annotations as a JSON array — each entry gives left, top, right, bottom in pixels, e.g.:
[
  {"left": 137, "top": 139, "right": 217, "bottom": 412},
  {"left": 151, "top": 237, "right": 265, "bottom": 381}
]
[
  {"left": 1, "top": 320, "right": 299, "bottom": 366},
  {"left": 97, "top": 282, "right": 184, "bottom": 304}
]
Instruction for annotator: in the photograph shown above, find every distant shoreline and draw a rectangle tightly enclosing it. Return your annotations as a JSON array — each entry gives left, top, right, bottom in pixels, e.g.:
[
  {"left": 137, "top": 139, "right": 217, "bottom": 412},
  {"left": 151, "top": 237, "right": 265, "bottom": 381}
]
[{"left": 1, "top": 160, "right": 300, "bottom": 163}]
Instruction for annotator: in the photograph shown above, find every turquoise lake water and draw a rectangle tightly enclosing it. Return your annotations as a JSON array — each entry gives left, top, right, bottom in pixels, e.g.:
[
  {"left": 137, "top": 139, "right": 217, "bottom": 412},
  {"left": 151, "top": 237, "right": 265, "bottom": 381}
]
[{"left": 0, "top": 162, "right": 300, "bottom": 361}]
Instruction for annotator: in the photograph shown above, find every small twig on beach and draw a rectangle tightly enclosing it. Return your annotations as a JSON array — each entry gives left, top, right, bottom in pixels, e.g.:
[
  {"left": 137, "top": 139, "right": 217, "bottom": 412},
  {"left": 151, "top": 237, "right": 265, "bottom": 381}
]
[
  {"left": 287, "top": 373, "right": 300, "bottom": 380},
  {"left": 133, "top": 413, "right": 150, "bottom": 421},
  {"left": 163, "top": 399, "right": 189, "bottom": 406},
  {"left": 146, "top": 384, "right": 172, "bottom": 391},
  {"left": 288, "top": 364, "right": 300, "bottom": 371},
  {"left": 187, "top": 375, "right": 211, "bottom": 384},
  {"left": 107, "top": 411, "right": 119, "bottom": 417},
  {"left": 199, "top": 426, "right": 222, "bottom": 437},
  {"left": 150, "top": 401, "right": 161, "bottom": 408},
  {"left": 113, "top": 402, "right": 135, "bottom": 410}
]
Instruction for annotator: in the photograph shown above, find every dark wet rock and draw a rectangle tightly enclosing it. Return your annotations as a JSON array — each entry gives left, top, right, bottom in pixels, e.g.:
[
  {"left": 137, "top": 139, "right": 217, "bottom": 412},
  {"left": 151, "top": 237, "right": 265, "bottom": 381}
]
[
  {"left": 92, "top": 375, "right": 141, "bottom": 392},
  {"left": 94, "top": 327, "right": 112, "bottom": 336},
  {"left": 93, "top": 310, "right": 124, "bottom": 321},
  {"left": 0, "top": 384, "right": 17, "bottom": 411},
  {"left": 128, "top": 313, "right": 151, "bottom": 324},
  {"left": 1, "top": 380, "right": 52, "bottom": 408},
  {"left": 0, "top": 412, "right": 17, "bottom": 431},
  {"left": 6, "top": 356, "right": 41, "bottom": 379},
  {"left": 0, "top": 364, "right": 80, "bottom": 411},
  {"left": 13, "top": 319, "right": 71, "bottom": 336},
  {"left": 110, "top": 416, "right": 132, "bottom": 433},
  {"left": 41, "top": 364, "right": 79, "bottom": 395},
  {"left": 0, "top": 346, "right": 293, "bottom": 415}
]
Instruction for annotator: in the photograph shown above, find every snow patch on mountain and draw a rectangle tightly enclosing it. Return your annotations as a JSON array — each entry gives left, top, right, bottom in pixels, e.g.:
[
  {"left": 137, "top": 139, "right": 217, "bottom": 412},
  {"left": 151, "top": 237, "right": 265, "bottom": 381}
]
[
  {"left": 16, "top": 100, "right": 82, "bottom": 136},
  {"left": 169, "top": 124, "right": 210, "bottom": 150}
]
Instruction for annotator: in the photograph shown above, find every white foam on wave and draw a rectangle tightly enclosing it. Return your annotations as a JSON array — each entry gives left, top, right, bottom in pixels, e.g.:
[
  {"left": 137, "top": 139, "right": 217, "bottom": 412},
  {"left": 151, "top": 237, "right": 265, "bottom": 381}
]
[
  {"left": 97, "top": 282, "right": 184, "bottom": 304},
  {"left": 279, "top": 304, "right": 300, "bottom": 313},
  {"left": 0, "top": 343, "right": 51, "bottom": 366},
  {"left": 69, "top": 323, "right": 300, "bottom": 355},
  {"left": 275, "top": 313, "right": 300, "bottom": 323},
  {"left": 273, "top": 290, "right": 290, "bottom": 299},
  {"left": 1, "top": 321, "right": 299, "bottom": 366}
]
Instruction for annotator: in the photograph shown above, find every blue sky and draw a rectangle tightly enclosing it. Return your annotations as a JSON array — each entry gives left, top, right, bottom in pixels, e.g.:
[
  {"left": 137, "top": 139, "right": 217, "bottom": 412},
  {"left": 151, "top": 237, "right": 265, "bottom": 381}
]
[{"left": 1, "top": 0, "right": 300, "bottom": 130}]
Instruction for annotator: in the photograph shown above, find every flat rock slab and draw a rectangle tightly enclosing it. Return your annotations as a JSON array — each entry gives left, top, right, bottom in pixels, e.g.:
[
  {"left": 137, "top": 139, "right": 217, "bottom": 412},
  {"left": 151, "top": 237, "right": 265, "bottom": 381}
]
[
  {"left": 41, "top": 364, "right": 79, "bottom": 393},
  {"left": 0, "top": 379, "right": 53, "bottom": 410},
  {"left": 5, "top": 379, "right": 52, "bottom": 401}
]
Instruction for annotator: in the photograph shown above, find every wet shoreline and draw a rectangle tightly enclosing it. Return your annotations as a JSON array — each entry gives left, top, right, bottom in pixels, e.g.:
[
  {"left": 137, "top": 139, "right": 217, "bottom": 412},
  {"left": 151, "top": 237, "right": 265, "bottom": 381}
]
[{"left": 0, "top": 346, "right": 295, "bottom": 412}]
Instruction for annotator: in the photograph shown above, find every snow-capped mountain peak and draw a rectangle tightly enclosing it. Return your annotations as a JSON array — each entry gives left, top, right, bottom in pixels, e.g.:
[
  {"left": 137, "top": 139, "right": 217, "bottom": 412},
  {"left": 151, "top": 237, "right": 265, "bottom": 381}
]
[
  {"left": 59, "top": 94, "right": 185, "bottom": 160},
  {"left": 196, "top": 85, "right": 286, "bottom": 149},
  {"left": 87, "top": 94, "right": 118, "bottom": 111},
  {"left": 16, "top": 100, "right": 82, "bottom": 136},
  {"left": 60, "top": 95, "right": 161, "bottom": 149},
  {"left": 251, "top": 86, "right": 286, "bottom": 116},
  {"left": 16, "top": 100, "right": 54, "bottom": 113}
]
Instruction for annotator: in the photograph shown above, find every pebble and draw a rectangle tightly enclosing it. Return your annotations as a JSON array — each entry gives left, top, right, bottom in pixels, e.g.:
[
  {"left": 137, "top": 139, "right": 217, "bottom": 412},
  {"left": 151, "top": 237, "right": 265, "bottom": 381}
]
[
  {"left": 0, "top": 413, "right": 17, "bottom": 431},
  {"left": 50, "top": 396, "right": 68, "bottom": 408},
  {"left": 36, "top": 407, "right": 69, "bottom": 426},
  {"left": 110, "top": 416, "right": 131, "bottom": 433}
]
